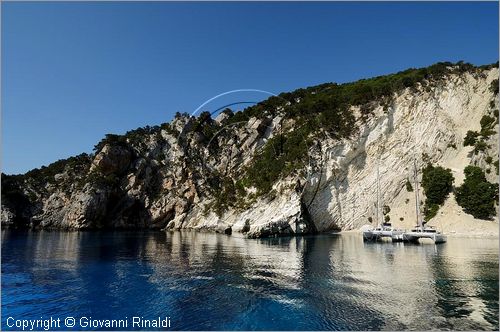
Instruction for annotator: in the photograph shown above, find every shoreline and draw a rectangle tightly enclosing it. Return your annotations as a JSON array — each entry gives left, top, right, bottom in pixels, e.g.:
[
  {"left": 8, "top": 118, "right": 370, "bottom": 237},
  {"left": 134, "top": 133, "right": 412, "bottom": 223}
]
[
  {"left": 3, "top": 226, "right": 498, "bottom": 240},
  {"left": 340, "top": 229, "right": 500, "bottom": 238}
]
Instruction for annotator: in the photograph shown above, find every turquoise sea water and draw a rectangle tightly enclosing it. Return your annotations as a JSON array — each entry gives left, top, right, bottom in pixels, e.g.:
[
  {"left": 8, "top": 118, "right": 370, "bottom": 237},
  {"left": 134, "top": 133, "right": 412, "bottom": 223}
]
[{"left": 2, "top": 230, "right": 498, "bottom": 330}]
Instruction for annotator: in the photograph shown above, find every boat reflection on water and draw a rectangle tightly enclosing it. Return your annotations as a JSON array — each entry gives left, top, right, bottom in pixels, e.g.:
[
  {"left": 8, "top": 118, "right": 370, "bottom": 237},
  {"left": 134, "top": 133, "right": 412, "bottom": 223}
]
[{"left": 1, "top": 230, "right": 498, "bottom": 330}]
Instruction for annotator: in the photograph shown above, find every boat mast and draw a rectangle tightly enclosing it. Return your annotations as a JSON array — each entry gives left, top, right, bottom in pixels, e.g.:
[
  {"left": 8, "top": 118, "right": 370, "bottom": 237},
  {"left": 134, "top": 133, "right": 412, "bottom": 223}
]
[
  {"left": 376, "top": 161, "right": 381, "bottom": 228},
  {"left": 413, "top": 159, "right": 423, "bottom": 230}
]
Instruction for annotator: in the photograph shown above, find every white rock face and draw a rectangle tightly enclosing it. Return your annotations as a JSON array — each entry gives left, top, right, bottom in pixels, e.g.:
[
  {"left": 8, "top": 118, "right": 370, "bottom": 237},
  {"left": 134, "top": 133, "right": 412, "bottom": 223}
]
[
  {"left": 176, "top": 69, "right": 499, "bottom": 235},
  {"left": 303, "top": 69, "right": 499, "bottom": 231},
  {"left": 179, "top": 190, "right": 312, "bottom": 237}
]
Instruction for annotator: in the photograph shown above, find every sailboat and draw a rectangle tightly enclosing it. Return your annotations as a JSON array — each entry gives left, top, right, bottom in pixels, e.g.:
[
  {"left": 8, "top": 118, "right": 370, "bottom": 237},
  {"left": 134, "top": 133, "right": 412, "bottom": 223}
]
[
  {"left": 363, "top": 162, "right": 404, "bottom": 242},
  {"left": 402, "top": 159, "right": 447, "bottom": 244}
]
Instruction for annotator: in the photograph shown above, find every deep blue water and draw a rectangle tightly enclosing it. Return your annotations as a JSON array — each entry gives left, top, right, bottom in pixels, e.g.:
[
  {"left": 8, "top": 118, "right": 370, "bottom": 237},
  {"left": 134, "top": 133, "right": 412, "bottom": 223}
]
[{"left": 2, "top": 230, "right": 498, "bottom": 330}]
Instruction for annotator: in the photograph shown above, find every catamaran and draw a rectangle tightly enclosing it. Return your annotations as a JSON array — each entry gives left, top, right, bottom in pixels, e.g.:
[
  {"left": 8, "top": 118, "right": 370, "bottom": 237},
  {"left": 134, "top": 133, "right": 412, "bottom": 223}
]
[
  {"left": 402, "top": 160, "right": 447, "bottom": 244},
  {"left": 363, "top": 162, "right": 404, "bottom": 242}
]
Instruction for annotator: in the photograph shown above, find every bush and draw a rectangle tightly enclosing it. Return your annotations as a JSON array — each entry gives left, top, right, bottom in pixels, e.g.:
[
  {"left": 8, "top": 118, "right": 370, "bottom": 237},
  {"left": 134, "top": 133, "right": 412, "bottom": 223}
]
[
  {"left": 94, "top": 134, "right": 128, "bottom": 152},
  {"left": 473, "top": 140, "right": 489, "bottom": 154},
  {"left": 244, "top": 128, "right": 309, "bottom": 194},
  {"left": 463, "top": 130, "right": 479, "bottom": 146},
  {"left": 210, "top": 176, "right": 238, "bottom": 216},
  {"left": 421, "top": 163, "right": 454, "bottom": 220},
  {"left": 22, "top": 153, "right": 92, "bottom": 189},
  {"left": 455, "top": 166, "right": 498, "bottom": 219},
  {"left": 479, "top": 115, "right": 496, "bottom": 137},
  {"left": 490, "top": 79, "right": 499, "bottom": 95},
  {"left": 480, "top": 115, "right": 496, "bottom": 130},
  {"left": 405, "top": 178, "right": 414, "bottom": 192}
]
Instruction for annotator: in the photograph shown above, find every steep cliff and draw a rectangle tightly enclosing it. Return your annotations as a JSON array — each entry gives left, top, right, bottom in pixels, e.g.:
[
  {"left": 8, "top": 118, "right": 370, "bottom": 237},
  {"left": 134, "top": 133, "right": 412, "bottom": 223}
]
[{"left": 2, "top": 62, "right": 498, "bottom": 237}]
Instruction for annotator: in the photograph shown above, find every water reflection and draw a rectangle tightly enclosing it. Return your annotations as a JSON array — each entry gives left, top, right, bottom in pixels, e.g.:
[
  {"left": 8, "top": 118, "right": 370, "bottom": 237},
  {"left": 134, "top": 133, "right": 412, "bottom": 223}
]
[{"left": 2, "top": 230, "right": 498, "bottom": 330}]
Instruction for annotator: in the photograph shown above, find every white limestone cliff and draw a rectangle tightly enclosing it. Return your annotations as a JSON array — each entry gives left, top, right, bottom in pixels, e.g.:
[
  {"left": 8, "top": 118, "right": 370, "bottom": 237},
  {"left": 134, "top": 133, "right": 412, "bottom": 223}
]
[{"left": 2, "top": 66, "right": 498, "bottom": 237}]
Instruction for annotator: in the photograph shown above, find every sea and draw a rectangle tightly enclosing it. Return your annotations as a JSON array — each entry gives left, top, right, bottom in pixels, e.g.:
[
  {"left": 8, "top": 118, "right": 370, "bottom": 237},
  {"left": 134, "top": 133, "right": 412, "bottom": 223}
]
[{"left": 2, "top": 230, "right": 498, "bottom": 330}]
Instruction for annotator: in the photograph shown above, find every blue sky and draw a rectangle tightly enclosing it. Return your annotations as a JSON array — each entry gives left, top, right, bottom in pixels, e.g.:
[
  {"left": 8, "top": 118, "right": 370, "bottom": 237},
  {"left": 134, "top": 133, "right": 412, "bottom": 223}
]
[{"left": 2, "top": 2, "right": 498, "bottom": 174}]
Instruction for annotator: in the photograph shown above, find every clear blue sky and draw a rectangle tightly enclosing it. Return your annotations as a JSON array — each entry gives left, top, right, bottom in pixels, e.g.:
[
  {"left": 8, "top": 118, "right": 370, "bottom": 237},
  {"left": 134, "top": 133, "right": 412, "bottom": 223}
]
[{"left": 2, "top": 2, "right": 498, "bottom": 174}]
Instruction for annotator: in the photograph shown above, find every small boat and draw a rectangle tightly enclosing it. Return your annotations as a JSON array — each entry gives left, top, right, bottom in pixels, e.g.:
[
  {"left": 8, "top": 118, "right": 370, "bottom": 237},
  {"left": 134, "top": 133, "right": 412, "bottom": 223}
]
[
  {"left": 363, "top": 223, "right": 405, "bottom": 242},
  {"left": 402, "top": 226, "right": 447, "bottom": 244},
  {"left": 402, "top": 159, "right": 447, "bottom": 244},
  {"left": 363, "top": 162, "right": 404, "bottom": 242}
]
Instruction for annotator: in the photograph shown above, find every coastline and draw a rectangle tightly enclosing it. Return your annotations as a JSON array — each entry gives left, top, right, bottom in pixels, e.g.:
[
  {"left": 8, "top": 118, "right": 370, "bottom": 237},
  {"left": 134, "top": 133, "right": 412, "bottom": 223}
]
[
  {"left": 339, "top": 220, "right": 500, "bottom": 238},
  {"left": 342, "top": 230, "right": 500, "bottom": 239}
]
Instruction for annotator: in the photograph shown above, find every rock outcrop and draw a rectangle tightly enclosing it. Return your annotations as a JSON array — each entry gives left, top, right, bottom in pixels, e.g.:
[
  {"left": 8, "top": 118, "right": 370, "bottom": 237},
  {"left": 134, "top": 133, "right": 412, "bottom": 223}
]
[{"left": 2, "top": 63, "right": 498, "bottom": 237}]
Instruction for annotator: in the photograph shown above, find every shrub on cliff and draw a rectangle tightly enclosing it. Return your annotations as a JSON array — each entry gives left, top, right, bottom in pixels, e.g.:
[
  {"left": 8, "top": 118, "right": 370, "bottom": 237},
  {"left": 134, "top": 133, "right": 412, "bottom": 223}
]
[
  {"left": 490, "top": 79, "right": 499, "bottom": 95},
  {"left": 405, "top": 178, "right": 414, "bottom": 192},
  {"left": 463, "top": 130, "right": 479, "bottom": 146},
  {"left": 244, "top": 129, "right": 308, "bottom": 194},
  {"left": 463, "top": 114, "right": 495, "bottom": 154},
  {"left": 421, "top": 164, "right": 454, "bottom": 220},
  {"left": 473, "top": 141, "right": 489, "bottom": 155},
  {"left": 94, "top": 134, "right": 128, "bottom": 152},
  {"left": 479, "top": 115, "right": 496, "bottom": 138},
  {"left": 455, "top": 166, "right": 498, "bottom": 219},
  {"left": 23, "top": 153, "right": 92, "bottom": 189}
]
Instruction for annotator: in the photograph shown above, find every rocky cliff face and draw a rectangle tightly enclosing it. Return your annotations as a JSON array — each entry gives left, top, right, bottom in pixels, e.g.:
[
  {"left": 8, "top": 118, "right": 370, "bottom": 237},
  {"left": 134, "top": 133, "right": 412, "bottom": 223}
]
[
  {"left": 303, "top": 68, "right": 499, "bottom": 233},
  {"left": 2, "top": 63, "right": 498, "bottom": 237}
]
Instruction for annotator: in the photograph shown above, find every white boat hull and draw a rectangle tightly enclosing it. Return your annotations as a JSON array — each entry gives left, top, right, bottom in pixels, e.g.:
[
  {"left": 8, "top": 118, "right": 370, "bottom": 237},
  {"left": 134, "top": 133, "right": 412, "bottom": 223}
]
[
  {"left": 363, "top": 229, "right": 405, "bottom": 242},
  {"left": 402, "top": 231, "right": 447, "bottom": 244}
]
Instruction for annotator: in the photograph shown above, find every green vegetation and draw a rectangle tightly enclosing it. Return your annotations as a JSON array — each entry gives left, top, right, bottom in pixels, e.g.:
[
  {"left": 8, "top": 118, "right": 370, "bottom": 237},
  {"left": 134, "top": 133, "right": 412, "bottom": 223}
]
[
  {"left": 473, "top": 141, "right": 489, "bottom": 154},
  {"left": 490, "top": 79, "right": 499, "bottom": 95},
  {"left": 192, "top": 111, "right": 220, "bottom": 144},
  {"left": 421, "top": 163, "right": 454, "bottom": 220},
  {"left": 1, "top": 174, "right": 29, "bottom": 201},
  {"left": 244, "top": 128, "right": 310, "bottom": 194},
  {"left": 94, "top": 125, "right": 165, "bottom": 153},
  {"left": 455, "top": 166, "right": 498, "bottom": 219},
  {"left": 86, "top": 170, "right": 121, "bottom": 188},
  {"left": 1, "top": 153, "right": 93, "bottom": 202},
  {"left": 479, "top": 115, "right": 496, "bottom": 137},
  {"left": 94, "top": 134, "right": 129, "bottom": 152},
  {"left": 405, "top": 178, "right": 414, "bottom": 192},
  {"left": 24, "top": 153, "right": 92, "bottom": 190},
  {"left": 463, "top": 130, "right": 479, "bottom": 146},
  {"left": 463, "top": 114, "right": 496, "bottom": 154}
]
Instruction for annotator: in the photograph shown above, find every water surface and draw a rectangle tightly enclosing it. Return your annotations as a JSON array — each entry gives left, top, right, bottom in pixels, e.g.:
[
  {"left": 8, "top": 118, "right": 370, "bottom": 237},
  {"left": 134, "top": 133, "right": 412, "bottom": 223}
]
[{"left": 2, "top": 230, "right": 498, "bottom": 330}]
